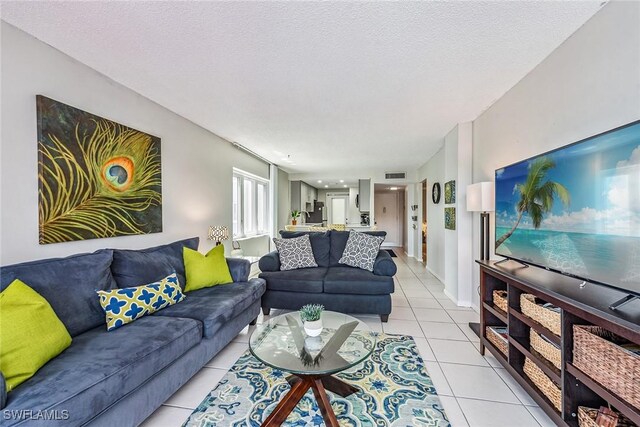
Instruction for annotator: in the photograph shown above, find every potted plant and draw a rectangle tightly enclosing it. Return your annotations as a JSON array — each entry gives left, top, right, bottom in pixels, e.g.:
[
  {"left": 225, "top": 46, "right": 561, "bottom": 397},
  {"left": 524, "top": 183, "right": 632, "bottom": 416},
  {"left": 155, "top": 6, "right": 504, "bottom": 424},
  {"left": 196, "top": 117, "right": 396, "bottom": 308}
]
[
  {"left": 291, "top": 210, "right": 301, "bottom": 225},
  {"left": 300, "top": 304, "right": 324, "bottom": 337}
]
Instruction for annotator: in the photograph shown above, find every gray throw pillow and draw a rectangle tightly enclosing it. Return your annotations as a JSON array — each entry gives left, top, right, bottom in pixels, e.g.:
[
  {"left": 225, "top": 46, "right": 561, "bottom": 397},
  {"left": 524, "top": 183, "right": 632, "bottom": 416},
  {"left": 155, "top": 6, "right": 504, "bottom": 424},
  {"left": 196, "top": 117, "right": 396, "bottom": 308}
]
[
  {"left": 273, "top": 235, "right": 318, "bottom": 271},
  {"left": 339, "top": 230, "right": 385, "bottom": 271}
]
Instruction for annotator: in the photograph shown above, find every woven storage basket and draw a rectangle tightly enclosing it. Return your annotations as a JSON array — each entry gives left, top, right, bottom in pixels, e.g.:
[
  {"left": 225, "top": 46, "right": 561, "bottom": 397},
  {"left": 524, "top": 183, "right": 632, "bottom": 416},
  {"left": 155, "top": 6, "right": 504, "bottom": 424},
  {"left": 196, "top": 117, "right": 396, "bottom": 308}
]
[
  {"left": 573, "top": 325, "right": 640, "bottom": 409},
  {"left": 486, "top": 326, "right": 508, "bottom": 356},
  {"left": 520, "top": 294, "right": 561, "bottom": 336},
  {"left": 530, "top": 329, "right": 561, "bottom": 370},
  {"left": 493, "top": 290, "right": 508, "bottom": 313},
  {"left": 523, "top": 358, "right": 562, "bottom": 411},
  {"left": 577, "top": 406, "right": 635, "bottom": 427}
]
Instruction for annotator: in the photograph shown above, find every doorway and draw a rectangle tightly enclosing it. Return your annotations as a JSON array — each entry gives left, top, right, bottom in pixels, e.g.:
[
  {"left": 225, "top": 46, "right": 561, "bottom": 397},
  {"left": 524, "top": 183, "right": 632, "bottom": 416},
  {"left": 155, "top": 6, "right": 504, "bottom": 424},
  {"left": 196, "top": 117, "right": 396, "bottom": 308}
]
[
  {"left": 374, "top": 185, "right": 405, "bottom": 247},
  {"left": 421, "top": 180, "right": 427, "bottom": 264},
  {"left": 327, "top": 194, "right": 348, "bottom": 225}
]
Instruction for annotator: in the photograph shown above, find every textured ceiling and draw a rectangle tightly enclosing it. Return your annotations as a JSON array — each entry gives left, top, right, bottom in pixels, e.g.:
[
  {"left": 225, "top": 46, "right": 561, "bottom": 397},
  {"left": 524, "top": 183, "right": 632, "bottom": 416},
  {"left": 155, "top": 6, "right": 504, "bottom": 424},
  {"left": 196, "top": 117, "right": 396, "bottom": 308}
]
[{"left": 1, "top": 1, "right": 604, "bottom": 175}]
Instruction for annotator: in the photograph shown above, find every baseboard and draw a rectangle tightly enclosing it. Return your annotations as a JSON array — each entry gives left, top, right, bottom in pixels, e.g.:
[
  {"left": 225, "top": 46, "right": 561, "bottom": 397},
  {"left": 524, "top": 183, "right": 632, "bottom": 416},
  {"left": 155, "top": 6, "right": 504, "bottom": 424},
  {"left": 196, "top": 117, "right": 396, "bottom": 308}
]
[
  {"left": 443, "top": 287, "right": 456, "bottom": 304},
  {"left": 425, "top": 265, "right": 444, "bottom": 283}
]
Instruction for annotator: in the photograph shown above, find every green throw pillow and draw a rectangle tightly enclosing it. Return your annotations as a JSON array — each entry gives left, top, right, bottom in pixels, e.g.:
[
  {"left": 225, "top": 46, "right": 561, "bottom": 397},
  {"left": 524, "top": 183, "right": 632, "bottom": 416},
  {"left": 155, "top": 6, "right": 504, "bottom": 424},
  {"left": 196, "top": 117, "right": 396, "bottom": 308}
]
[
  {"left": 183, "top": 244, "right": 233, "bottom": 292},
  {"left": 97, "top": 272, "right": 185, "bottom": 331},
  {"left": 0, "top": 279, "right": 72, "bottom": 392}
]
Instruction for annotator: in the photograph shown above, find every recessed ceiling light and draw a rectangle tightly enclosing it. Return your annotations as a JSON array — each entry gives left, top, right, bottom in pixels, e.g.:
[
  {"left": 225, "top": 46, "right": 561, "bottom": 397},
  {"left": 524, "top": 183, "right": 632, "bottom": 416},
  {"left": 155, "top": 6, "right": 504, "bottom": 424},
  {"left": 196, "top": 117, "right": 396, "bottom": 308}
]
[
  {"left": 317, "top": 180, "right": 322, "bottom": 183},
  {"left": 390, "top": 187, "right": 398, "bottom": 190},
  {"left": 339, "top": 179, "right": 344, "bottom": 183},
  {"left": 324, "top": 185, "right": 329, "bottom": 188},
  {"left": 343, "top": 184, "right": 347, "bottom": 188}
]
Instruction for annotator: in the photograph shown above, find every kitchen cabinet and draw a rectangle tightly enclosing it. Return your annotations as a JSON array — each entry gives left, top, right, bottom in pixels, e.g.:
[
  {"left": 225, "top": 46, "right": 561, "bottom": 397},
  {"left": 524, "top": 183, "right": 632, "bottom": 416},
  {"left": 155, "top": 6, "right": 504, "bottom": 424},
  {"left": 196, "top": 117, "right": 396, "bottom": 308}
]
[
  {"left": 290, "top": 181, "right": 318, "bottom": 213},
  {"left": 358, "top": 179, "right": 371, "bottom": 212}
]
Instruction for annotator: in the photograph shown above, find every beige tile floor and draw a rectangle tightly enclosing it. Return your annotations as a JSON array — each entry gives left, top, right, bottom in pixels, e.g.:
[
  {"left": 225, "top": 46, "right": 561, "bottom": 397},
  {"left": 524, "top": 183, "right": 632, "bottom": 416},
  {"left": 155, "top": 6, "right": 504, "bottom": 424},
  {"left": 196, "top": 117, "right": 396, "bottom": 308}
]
[{"left": 141, "top": 250, "right": 556, "bottom": 427}]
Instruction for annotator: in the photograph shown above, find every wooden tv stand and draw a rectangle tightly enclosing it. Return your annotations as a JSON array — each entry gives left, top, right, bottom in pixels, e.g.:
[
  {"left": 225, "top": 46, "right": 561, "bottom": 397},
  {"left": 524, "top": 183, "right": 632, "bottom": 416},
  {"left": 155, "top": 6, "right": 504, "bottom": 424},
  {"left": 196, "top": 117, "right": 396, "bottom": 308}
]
[{"left": 477, "top": 260, "right": 640, "bottom": 426}]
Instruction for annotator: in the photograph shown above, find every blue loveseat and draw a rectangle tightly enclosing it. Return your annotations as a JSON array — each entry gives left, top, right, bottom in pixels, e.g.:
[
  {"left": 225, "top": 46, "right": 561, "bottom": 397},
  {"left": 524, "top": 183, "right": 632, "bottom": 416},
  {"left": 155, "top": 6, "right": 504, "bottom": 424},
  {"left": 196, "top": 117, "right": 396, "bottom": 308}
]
[
  {"left": 0, "top": 237, "right": 265, "bottom": 427},
  {"left": 259, "top": 230, "right": 397, "bottom": 322}
]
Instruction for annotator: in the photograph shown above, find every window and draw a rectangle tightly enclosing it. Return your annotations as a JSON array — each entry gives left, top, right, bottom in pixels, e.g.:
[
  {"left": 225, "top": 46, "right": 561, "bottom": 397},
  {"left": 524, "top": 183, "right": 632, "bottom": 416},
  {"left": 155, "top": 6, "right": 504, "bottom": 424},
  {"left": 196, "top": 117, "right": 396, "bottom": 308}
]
[{"left": 233, "top": 169, "right": 269, "bottom": 238}]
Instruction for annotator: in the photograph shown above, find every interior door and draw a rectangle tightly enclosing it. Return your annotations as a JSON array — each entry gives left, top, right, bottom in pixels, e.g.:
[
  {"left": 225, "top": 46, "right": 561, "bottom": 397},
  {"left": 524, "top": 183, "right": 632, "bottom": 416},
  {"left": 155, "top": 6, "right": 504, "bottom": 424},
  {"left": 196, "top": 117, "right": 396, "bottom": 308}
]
[
  {"left": 328, "top": 196, "right": 348, "bottom": 225},
  {"left": 375, "top": 192, "right": 400, "bottom": 245}
]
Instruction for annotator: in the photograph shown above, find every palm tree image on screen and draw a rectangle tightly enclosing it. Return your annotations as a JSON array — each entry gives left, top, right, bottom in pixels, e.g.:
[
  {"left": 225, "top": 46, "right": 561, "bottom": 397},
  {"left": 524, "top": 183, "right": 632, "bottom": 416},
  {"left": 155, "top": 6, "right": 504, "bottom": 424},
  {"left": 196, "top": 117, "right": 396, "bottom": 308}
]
[{"left": 496, "top": 157, "right": 570, "bottom": 248}]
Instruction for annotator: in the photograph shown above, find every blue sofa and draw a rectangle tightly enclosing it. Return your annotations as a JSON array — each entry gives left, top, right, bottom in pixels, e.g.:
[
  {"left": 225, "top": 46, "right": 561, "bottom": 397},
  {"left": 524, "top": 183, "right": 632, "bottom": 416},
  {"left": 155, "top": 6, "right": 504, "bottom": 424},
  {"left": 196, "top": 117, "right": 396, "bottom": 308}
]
[
  {"left": 0, "top": 237, "right": 265, "bottom": 427},
  {"left": 259, "top": 230, "right": 397, "bottom": 322}
]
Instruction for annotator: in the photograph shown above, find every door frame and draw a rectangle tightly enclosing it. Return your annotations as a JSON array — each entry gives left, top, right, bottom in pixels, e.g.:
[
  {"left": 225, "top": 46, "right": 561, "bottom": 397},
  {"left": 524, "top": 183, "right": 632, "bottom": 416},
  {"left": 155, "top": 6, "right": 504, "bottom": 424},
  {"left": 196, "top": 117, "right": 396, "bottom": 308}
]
[
  {"left": 421, "top": 179, "right": 427, "bottom": 264},
  {"left": 326, "top": 193, "right": 349, "bottom": 225}
]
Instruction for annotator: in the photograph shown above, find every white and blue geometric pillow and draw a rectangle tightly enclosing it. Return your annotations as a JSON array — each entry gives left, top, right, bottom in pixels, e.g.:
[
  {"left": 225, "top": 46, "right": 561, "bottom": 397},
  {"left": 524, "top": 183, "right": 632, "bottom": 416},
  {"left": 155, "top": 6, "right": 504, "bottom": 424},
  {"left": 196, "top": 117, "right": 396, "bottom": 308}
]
[
  {"left": 97, "top": 272, "right": 185, "bottom": 331},
  {"left": 339, "top": 230, "right": 385, "bottom": 271}
]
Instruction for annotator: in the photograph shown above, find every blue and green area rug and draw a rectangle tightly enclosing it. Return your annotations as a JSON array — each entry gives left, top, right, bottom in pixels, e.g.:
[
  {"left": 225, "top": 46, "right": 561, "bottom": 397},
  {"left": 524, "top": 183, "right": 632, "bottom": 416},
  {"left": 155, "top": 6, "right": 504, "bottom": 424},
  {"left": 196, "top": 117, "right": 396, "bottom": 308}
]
[{"left": 184, "top": 334, "right": 450, "bottom": 426}]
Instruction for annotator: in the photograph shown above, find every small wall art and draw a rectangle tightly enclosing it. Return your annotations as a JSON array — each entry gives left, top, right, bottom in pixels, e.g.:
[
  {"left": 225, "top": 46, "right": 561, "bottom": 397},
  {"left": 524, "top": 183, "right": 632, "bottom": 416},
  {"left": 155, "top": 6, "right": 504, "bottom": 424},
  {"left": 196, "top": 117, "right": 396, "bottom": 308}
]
[
  {"left": 445, "top": 207, "right": 456, "bottom": 230},
  {"left": 37, "top": 95, "right": 162, "bottom": 244},
  {"left": 444, "top": 180, "right": 456, "bottom": 204}
]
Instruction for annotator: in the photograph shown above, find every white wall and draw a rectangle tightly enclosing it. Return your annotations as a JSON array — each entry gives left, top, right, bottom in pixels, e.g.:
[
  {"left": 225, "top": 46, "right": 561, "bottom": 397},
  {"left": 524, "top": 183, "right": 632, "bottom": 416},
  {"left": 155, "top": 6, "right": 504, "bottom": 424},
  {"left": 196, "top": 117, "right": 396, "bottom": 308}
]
[
  {"left": 471, "top": 0, "right": 640, "bottom": 308},
  {"left": 418, "top": 147, "right": 445, "bottom": 281},
  {"left": 416, "top": 124, "right": 473, "bottom": 304},
  {"left": 347, "top": 187, "right": 361, "bottom": 225},
  {"left": 0, "top": 23, "right": 270, "bottom": 265}
]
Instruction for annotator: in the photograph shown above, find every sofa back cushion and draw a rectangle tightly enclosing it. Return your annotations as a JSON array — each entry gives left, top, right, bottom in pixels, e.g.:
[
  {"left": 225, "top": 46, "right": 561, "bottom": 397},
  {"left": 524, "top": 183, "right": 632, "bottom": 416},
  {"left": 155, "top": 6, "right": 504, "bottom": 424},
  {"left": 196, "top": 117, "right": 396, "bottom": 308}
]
[
  {"left": 278, "top": 231, "right": 330, "bottom": 267},
  {"left": 329, "top": 230, "right": 387, "bottom": 267},
  {"left": 0, "top": 250, "right": 117, "bottom": 337},
  {"left": 111, "top": 237, "right": 199, "bottom": 290}
]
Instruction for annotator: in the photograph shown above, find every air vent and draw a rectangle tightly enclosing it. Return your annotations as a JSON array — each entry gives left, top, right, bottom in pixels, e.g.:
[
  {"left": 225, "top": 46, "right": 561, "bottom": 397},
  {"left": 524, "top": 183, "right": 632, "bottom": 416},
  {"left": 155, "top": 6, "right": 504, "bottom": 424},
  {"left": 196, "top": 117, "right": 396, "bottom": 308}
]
[{"left": 385, "top": 172, "right": 406, "bottom": 179}]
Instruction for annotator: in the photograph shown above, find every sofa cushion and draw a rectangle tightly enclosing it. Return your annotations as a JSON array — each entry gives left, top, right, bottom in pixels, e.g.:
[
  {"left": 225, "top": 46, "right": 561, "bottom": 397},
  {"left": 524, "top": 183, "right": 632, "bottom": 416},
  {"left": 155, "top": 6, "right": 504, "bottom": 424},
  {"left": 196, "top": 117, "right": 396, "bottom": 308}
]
[
  {"left": 329, "top": 230, "right": 387, "bottom": 266},
  {"left": 323, "top": 266, "right": 394, "bottom": 295},
  {"left": 279, "top": 231, "right": 331, "bottom": 267},
  {"left": 0, "top": 249, "right": 116, "bottom": 337},
  {"left": 111, "top": 237, "right": 199, "bottom": 290},
  {"left": 97, "top": 272, "right": 185, "bottom": 331},
  {"left": 339, "top": 230, "right": 385, "bottom": 271},
  {"left": 3, "top": 316, "right": 201, "bottom": 426},
  {"left": 259, "top": 268, "right": 328, "bottom": 293},
  {"left": 153, "top": 278, "right": 266, "bottom": 338}
]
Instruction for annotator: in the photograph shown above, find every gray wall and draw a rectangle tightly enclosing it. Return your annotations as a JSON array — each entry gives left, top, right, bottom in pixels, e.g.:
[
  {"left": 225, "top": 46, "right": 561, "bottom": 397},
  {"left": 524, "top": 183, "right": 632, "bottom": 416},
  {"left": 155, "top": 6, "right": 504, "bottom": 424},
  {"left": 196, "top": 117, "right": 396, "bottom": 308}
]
[
  {"left": 0, "top": 23, "right": 270, "bottom": 265},
  {"left": 277, "top": 167, "right": 290, "bottom": 232},
  {"left": 471, "top": 0, "right": 640, "bottom": 308}
]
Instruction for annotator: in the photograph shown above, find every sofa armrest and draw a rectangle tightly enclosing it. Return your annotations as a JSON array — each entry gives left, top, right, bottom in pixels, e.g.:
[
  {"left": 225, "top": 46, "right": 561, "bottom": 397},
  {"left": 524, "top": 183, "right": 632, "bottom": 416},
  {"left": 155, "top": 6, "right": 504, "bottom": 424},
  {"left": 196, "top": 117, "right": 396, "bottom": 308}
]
[
  {"left": 258, "top": 251, "right": 281, "bottom": 272},
  {"left": 0, "top": 371, "right": 6, "bottom": 409},
  {"left": 373, "top": 250, "right": 397, "bottom": 276},
  {"left": 226, "top": 258, "right": 250, "bottom": 282}
]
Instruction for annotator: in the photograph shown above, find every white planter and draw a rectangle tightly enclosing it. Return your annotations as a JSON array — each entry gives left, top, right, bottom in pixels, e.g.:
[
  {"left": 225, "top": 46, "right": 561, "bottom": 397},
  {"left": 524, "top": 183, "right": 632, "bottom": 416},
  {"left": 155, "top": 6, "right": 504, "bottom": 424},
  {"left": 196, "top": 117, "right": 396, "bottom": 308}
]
[{"left": 304, "top": 319, "right": 323, "bottom": 337}]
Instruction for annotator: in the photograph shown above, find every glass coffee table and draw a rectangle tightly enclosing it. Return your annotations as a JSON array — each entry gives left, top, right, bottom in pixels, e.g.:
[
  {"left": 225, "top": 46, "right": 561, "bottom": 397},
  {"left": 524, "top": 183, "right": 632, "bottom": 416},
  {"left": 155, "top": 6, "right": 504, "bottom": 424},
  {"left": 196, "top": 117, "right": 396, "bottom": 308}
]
[{"left": 249, "top": 311, "right": 377, "bottom": 427}]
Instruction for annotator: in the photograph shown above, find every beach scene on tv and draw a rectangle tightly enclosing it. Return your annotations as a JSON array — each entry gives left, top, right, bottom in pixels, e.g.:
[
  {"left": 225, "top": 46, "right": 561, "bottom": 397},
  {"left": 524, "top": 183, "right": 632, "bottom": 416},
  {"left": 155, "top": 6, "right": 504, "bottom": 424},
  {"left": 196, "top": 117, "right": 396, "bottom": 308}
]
[{"left": 495, "top": 122, "right": 640, "bottom": 294}]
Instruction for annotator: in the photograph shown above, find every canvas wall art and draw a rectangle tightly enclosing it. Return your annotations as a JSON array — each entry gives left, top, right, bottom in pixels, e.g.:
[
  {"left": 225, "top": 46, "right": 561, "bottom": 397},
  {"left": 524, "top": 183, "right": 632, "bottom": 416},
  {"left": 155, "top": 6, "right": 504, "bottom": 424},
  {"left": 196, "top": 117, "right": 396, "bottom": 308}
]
[
  {"left": 37, "top": 95, "right": 162, "bottom": 244},
  {"left": 445, "top": 207, "right": 456, "bottom": 230},
  {"left": 444, "top": 180, "right": 456, "bottom": 204}
]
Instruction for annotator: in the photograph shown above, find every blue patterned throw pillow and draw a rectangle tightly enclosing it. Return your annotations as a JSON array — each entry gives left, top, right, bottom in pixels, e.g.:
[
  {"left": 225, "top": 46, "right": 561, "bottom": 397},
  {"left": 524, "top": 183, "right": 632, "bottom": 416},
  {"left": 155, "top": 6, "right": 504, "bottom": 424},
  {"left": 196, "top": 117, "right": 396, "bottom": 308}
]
[{"left": 97, "top": 272, "right": 185, "bottom": 331}]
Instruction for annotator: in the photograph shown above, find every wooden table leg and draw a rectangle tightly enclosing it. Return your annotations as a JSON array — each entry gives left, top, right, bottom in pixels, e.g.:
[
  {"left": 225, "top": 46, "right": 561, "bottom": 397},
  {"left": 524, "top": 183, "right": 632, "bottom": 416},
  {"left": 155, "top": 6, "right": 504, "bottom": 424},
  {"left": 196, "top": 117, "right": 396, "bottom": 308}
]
[
  {"left": 262, "top": 374, "right": 350, "bottom": 426},
  {"left": 311, "top": 378, "right": 340, "bottom": 427},
  {"left": 261, "top": 376, "right": 311, "bottom": 427},
  {"left": 321, "top": 375, "right": 359, "bottom": 397}
]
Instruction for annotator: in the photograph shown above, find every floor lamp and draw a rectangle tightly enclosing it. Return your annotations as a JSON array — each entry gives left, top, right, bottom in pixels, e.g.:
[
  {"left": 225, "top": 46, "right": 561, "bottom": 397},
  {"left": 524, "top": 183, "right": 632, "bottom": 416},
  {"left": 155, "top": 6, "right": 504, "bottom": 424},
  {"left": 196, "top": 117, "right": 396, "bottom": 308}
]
[
  {"left": 466, "top": 182, "right": 495, "bottom": 338},
  {"left": 466, "top": 182, "right": 495, "bottom": 260}
]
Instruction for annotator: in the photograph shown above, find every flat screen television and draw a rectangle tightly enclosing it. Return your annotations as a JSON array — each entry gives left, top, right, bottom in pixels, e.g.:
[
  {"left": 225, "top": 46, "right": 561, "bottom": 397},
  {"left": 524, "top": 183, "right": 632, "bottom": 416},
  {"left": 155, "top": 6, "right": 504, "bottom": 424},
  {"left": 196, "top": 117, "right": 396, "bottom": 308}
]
[{"left": 494, "top": 120, "right": 640, "bottom": 304}]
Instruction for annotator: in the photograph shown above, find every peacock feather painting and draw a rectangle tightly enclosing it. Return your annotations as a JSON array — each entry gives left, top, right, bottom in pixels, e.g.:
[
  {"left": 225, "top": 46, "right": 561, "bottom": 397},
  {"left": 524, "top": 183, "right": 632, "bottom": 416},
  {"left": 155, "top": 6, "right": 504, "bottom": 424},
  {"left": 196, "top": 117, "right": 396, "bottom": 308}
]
[{"left": 37, "top": 96, "right": 162, "bottom": 244}]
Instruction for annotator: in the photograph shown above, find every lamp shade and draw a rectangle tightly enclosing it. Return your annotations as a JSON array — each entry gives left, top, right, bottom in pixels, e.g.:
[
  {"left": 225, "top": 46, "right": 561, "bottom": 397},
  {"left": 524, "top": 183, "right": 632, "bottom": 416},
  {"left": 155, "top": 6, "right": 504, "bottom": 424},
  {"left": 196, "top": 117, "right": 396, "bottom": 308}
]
[
  {"left": 466, "top": 182, "right": 495, "bottom": 212},
  {"left": 208, "top": 225, "right": 229, "bottom": 242}
]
